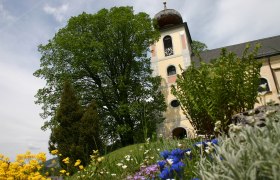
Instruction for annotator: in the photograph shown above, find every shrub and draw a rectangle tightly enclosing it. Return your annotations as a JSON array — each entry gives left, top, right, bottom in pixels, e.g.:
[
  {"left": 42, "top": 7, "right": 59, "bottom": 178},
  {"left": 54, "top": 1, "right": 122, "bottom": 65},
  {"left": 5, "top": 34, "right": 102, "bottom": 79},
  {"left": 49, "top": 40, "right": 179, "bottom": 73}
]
[{"left": 198, "top": 112, "right": 280, "bottom": 180}]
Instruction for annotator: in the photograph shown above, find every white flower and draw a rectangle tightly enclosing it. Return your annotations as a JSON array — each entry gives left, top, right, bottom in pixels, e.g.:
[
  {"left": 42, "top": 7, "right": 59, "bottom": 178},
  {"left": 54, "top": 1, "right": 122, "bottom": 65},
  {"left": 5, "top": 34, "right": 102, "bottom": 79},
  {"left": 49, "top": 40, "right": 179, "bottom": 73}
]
[
  {"left": 186, "top": 151, "right": 191, "bottom": 156},
  {"left": 206, "top": 142, "right": 212, "bottom": 146},
  {"left": 111, "top": 174, "right": 116, "bottom": 176},
  {"left": 144, "top": 150, "right": 149, "bottom": 154},
  {"left": 157, "top": 148, "right": 160, "bottom": 151},
  {"left": 159, "top": 134, "right": 163, "bottom": 138},
  {"left": 177, "top": 143, "right": 182, "bottom": 148},
  {"left": 122, "top": 165, "right": 127, "bottom": 169},
  {"left": 167, "top": 158, "right": 173, "bottom": 165},
  {"left": 116, "top": 163, "right": 123, "bottom": 166},
  {"left": 196, "top": 143, "right": 202, "bottom": 148}
]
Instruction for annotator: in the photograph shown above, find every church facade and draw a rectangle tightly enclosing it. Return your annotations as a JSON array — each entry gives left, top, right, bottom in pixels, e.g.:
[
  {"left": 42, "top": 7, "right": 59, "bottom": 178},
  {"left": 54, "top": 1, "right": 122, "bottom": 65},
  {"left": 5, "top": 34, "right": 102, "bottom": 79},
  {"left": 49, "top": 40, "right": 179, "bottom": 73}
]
[{"left": 151, "top": 4, "right": 280, "bottom": 138}]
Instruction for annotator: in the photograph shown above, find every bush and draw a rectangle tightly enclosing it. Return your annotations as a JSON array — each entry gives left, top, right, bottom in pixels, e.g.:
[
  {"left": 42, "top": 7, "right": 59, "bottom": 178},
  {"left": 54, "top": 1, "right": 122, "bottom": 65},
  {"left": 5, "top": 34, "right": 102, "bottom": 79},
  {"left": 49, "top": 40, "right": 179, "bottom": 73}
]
[{"left": 198, "top": 112, "right": 280, "bottom": 180}]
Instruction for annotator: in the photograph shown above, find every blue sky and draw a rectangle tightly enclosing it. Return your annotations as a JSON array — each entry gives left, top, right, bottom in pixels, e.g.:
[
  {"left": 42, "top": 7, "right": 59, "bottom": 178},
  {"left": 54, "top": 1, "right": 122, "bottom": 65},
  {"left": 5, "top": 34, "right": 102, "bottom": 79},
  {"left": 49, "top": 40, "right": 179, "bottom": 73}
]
[{"left": 1, "top": 0, "right": 280, "bottom": 160}]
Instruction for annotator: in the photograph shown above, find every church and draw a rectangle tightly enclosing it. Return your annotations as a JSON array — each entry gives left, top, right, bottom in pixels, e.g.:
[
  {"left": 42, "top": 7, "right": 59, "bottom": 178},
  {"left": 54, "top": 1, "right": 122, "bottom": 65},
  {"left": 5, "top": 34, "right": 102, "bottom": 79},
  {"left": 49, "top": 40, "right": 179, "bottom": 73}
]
[{"left": 151, "top": 3, "right": 280, "bottom": 138}]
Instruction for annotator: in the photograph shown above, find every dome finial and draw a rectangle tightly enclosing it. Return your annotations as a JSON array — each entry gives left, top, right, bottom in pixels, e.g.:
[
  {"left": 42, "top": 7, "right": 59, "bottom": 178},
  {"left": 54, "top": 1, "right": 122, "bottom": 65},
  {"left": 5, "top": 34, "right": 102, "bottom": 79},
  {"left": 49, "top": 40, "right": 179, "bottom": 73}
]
[{"left": 163, "top": 0, "right": 167, "bottom": 10}]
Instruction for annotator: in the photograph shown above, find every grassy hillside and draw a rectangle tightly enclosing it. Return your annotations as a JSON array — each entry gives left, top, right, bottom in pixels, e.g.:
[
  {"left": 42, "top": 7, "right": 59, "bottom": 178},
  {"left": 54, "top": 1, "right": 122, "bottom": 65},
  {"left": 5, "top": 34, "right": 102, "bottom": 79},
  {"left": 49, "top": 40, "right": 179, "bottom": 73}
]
[{"left": 69, "top": 137, "right": 198, "bottom": 179}]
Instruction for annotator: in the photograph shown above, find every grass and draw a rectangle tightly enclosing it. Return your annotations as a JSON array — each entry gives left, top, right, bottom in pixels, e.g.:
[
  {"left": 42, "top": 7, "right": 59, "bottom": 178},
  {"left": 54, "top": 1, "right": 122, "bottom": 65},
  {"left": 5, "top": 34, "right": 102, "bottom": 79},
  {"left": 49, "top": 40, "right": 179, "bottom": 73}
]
[{"left": 68, "top": 137, "right": 199, "bottom": 179}]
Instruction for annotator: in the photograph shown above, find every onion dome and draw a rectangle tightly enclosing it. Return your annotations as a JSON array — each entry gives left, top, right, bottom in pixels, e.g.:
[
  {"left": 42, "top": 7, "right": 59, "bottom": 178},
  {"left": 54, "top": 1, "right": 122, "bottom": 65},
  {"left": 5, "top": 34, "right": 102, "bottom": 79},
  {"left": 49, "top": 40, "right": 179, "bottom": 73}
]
[{"left": 154, "top": 2, "right": 183, "bottom": 29}]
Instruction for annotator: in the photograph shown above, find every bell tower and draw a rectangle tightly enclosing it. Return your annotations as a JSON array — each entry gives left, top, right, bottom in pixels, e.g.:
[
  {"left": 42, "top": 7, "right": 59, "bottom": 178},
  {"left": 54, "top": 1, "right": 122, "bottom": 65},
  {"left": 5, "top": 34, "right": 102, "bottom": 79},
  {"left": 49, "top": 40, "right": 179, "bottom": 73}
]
[{"left": 151, "top": 2, "right": 195, "bottom": 138}]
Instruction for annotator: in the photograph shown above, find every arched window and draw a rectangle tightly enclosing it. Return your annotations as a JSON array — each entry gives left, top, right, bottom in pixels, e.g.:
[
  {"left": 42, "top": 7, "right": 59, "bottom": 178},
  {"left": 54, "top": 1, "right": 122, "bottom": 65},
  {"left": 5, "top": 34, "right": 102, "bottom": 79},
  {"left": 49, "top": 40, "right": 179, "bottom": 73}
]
[
  {"left": 258, "top": 78, "right": 270, "bottom": 92},
  {"left": 163, "top": 35, "right": 174, "bottom": 56},
  {"left": 167, "top": 65, "right": 176, "bottom": 76},
  {"left": 170, "top": 100, "right": 180, "bottom": 107}
]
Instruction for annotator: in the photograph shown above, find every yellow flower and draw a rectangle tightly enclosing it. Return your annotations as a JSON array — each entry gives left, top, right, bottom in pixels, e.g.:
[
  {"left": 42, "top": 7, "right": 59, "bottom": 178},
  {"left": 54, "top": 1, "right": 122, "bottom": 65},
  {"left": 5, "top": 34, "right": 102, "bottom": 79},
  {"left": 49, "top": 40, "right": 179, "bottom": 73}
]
[
  {"left": 79, "top": 165, "right": 84, "bottom": 170},
  {"left": 97, "top": 157, "right": 104, "bottom": 162},
  {"left": 74, "top": 159, "right": 81, "bottom": 166},
  {"left": 60, "top": 169, "right": 66, "bottom": 174},
  {"left": 50, "top": 150, "right": 58, "bottom": 155},
  {"left": 66, "top": 172, "right": 70, "bottom": 176},
  {"left": 62, "top": 157, "right": 70, "bottom": 164}
]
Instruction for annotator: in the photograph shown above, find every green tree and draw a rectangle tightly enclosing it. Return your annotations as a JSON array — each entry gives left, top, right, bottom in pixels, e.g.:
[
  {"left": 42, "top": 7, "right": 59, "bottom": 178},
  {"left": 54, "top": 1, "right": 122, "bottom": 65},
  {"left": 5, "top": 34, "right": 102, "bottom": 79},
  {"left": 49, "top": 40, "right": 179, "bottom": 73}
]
[
  {"left": 34, "top": 7, "right": 166, "bottom": 146},
  {"left": 79, "top": 100, "right": 103, "bottom": 164},
  {"left": 49, "top": 80, "right": 84, "bottom": 173},
  {"left": 191, "top": 40, "right": 207, "bottom": 57},
  {"left": 171, "top": 45, "right": 262, "bottom": 135}
]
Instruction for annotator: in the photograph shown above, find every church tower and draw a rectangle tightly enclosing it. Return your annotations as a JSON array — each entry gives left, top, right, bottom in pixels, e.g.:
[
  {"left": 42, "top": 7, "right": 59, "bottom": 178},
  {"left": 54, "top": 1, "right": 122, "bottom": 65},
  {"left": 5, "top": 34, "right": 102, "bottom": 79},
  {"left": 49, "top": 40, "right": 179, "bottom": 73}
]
[{"left": 151, "top": 2, "right": 195, "bottom": 138}]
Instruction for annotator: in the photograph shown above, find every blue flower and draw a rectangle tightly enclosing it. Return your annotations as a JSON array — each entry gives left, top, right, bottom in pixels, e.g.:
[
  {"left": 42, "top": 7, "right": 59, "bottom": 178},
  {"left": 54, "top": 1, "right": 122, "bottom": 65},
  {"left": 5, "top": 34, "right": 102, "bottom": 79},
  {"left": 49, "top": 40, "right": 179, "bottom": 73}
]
[
  {"left": 157, "top": 160, "right": 166, "bottom": 171},
  {"left": 170, "top": 148, "right": 185, "bottom": 160},
  {"left": 170, "top": 161, "right": 185, "bottom": 172},
  {"left": 160, "top": 150, "right": 170, "bottom": 159},
  {"left": 191, "top": 178, "right": 200, "bottom": 180},
  {"left": 211, "top": 138, "right": 218, "bottom": 145},
  {"left": 159, "top": 167, "right": 173, "bottom": 180}
]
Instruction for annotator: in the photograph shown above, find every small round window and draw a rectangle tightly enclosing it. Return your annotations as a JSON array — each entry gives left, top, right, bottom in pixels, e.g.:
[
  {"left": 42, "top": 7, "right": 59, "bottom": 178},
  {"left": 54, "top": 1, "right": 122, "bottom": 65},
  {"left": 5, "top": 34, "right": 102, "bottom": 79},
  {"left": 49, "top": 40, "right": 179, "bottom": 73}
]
[{"left": 171, "top": 100, "right": 180, "bottom": 107}]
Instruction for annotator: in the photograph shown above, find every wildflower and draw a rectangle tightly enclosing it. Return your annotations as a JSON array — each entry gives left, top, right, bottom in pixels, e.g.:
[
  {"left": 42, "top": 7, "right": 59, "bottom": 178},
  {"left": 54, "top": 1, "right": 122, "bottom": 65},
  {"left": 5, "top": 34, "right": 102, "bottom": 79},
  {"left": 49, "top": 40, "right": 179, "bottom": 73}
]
[
  {"left": 124, "top": 155, "right": 131, "bottom": 161},
  {"left": 211, "top": 138, "right": 218, "bottom": 145},
  {"left": 74, "top": 159, "right": 81, "bottom": 166},
  {"left": 122, "top": 165, "right": 128, "bottom": 169},
  {"left": 111, "top": 173, "right": 116, "bottom": 176},
  {"left": 62, "top": 157, "right": 70, "bottom": 164},
  {"left": 116, "top": 163, "right": 123, "bottom": 166},
  {"left": 60, "top": 169, "right": 66, "bottom": 174},
  {"left": 166, "top": 158, "right": 174, "bottom": 165},
  {"left": 159, "top": 167, "right": 173, "bottom": 179},
  {"left": 194, "top": 141, "right": 205, "bottom": 148},
  {"left": 144, "top": 149, "right": 150, "bottom": 155},
  {"left": 66, "top": 172, "right": 70, "bottom": 176},
  {"left": 50, "top": 149, "right": 58, "bottom": 155},
  {"left": 177, "top": 142, "right": 182, "bottom": 148},
  {"left": 158, "top": 160, "right": 166, "bottom": 171},
  {"left": 97, "top": 157, "right": 104, "bottom": 162},
  {"left": 79, "top": 165, "right": 84, "bottom": 170},
  {"left": 171, "top": 149, "right": 184, "bottom": 160},
  {"left": 185, "top": 149, "right": 191, "bottom": 156},
  {"left": 160, "top": 150, "right": 170, "bottom": 159}
]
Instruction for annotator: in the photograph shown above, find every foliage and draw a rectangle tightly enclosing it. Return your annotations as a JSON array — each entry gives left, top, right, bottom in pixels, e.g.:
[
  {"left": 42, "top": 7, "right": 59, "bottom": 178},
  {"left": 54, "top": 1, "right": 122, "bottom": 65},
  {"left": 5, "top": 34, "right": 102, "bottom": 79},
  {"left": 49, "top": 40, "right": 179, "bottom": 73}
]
[
  {"left": 198, "top": 111, "right": 280, "bottom": 180},
  {"left": 172, "top": 45, "right": 262, "bottom": 135},
  {"left": 34, "top": 6, "right": 165, "bottom": 146},
  {"left": 49, "top": 81, "right": 102, "bottom": 173},
  {"left": 191, "top": 40, "right": 207, "bottom": 57},
  {"left": 0, "top": 151, "right": 48, "bottom": 179}
]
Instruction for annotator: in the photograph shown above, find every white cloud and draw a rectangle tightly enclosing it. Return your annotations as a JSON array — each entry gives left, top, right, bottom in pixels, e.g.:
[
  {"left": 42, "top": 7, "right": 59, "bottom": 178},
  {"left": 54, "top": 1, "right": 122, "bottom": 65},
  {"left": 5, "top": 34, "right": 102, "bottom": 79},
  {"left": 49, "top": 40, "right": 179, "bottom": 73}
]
[
  {"left": 43, "top": 3, "right": 69, "bottom": 22},
  {"left": 0, "top": 62, "right": 50, "bottom": 161}
]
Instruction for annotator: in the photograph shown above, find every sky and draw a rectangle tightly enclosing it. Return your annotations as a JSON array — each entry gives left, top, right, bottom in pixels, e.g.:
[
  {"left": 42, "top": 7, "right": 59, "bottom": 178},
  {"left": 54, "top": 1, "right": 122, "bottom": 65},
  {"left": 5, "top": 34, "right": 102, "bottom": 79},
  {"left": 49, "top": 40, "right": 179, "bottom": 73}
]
[{"left": 0, "top": 0, "right": 280, "bottom": 161}]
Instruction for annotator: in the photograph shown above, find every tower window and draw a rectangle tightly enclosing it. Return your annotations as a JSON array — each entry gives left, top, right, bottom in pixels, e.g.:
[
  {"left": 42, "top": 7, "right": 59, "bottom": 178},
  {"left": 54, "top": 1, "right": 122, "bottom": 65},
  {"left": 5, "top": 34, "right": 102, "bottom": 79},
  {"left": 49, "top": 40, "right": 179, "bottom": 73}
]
[
  {"left": 258, "top": 78, "right": 270, "bottom": 92},
  {"left": 163, "top": 35, "right": 174, "bottom": 56},
  {"left": 171, "top": 100, "right": 180, "bottom": 107},
  {"left": 167, "top": 65, "right": 176, "bottom": 76}
]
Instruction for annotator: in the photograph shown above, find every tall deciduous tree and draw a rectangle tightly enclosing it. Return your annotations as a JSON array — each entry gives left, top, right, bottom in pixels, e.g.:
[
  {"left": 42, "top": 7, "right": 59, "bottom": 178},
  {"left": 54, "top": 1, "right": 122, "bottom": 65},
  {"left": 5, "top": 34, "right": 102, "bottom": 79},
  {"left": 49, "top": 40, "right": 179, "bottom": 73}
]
[
  {"left": 34, "top": 7, "right": 166, "bottom": 146},
  {"left": 172, "top": 45, "right": 262, "bottom": 135}
]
